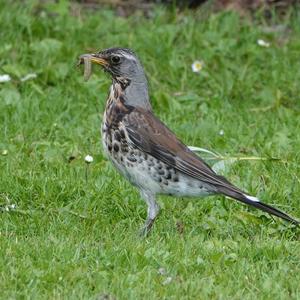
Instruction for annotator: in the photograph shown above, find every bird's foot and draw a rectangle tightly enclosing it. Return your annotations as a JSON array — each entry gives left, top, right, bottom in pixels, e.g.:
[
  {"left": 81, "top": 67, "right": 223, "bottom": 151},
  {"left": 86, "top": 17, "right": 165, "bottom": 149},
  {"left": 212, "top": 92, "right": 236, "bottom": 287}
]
[{"left": 139, "top": 218, "right": 155, "bottom": 237}]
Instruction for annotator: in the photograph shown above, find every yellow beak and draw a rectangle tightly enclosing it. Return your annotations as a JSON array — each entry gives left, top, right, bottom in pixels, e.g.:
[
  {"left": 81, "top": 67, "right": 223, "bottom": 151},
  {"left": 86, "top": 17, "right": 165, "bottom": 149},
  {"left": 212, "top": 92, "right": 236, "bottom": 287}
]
[
  {"left": 78, "top": 54, "right": 109, "bottom": 67},
  {"left": 89, "top": 56, "right": 108, "bottom": 66}
]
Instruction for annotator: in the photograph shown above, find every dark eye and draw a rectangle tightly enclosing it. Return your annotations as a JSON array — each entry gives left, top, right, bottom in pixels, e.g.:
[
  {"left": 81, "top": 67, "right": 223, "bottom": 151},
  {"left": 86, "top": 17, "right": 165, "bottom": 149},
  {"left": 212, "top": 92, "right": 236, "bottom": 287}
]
[{"left": 111, "top": 55, "right": 121, "bottom": 64}]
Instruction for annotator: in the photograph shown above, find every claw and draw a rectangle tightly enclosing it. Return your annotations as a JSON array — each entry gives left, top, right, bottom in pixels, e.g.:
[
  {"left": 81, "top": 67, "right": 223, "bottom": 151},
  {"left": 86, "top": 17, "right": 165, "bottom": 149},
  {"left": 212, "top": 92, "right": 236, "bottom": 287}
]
[{"left": 139, "top": 219, "right": 155, "bottom": 237}]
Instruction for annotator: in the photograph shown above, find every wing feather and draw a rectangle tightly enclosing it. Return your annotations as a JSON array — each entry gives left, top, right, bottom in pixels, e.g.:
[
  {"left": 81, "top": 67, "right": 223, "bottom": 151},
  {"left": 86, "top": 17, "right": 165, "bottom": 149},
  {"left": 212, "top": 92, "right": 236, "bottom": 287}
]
[
  {"left": 124, "top": 108, "right": 242, "bottom": 193},
  {"left": 122, "top": 107, "right": 299, "bottom": 225}
]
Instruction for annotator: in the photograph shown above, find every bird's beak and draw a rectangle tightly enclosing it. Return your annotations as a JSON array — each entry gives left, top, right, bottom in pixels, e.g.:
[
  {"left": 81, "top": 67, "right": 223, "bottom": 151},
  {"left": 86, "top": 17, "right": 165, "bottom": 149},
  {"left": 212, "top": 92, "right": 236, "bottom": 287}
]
[{"left": 78, "top": 53, "right": 109, "bottom": 67}]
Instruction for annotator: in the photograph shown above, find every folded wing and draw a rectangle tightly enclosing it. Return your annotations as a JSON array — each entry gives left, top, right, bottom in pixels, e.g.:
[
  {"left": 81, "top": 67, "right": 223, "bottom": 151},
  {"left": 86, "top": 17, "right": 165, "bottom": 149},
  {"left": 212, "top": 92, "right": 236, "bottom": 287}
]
[{"left": 123, "top": 107, "right": 299, "bottom": 225}]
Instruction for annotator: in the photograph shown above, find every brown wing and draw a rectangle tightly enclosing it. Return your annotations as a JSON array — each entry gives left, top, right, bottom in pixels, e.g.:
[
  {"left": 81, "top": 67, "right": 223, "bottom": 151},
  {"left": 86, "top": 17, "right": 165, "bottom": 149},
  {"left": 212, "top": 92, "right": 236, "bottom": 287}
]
[
  {"left": 123, "top": 108, "right": 241, "bottom": 192},
  {"left": 122, "top": 107, "right": 299, "bottom": 225}
]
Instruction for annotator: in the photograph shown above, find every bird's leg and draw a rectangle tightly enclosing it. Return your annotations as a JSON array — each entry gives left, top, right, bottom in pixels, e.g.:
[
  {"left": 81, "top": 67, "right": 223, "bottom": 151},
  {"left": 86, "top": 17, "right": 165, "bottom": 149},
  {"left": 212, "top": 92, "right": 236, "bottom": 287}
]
[{"left": 139, "top": 190, "right": 160, "bottom": 237}]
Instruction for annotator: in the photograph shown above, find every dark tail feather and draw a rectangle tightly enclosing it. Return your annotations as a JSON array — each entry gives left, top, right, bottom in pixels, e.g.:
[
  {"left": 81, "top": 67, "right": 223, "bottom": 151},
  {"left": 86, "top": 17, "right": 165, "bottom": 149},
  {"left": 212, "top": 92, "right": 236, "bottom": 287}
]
[{"left": 219, "top": 188, "right": 299, "bottom": 225}]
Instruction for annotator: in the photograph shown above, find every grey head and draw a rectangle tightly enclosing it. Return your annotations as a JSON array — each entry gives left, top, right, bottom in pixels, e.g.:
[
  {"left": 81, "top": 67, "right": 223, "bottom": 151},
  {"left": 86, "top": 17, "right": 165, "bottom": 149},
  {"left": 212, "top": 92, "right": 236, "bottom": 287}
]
[{"left": 80, "top": 47, "right": 151, "bottom": 110}]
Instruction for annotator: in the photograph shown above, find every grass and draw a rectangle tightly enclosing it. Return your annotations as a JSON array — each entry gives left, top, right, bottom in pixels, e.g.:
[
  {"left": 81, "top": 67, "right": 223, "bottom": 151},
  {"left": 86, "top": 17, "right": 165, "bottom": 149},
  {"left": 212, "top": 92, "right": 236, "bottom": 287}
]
[{"left": 1, "top": 2, "right": 300, "bottom": 299}]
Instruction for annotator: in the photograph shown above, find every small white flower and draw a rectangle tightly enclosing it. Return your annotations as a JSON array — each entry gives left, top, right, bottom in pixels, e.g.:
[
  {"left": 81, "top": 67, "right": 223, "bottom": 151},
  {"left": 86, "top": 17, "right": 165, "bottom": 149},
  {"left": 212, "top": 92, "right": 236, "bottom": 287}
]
[
  {"left": 219, "top": 129, "right": 224, "bottom": 136},
  {"left": 162, "top": 276, "right": 173, "bottom": 285},
  {"left": 2, "top": 149, "right": 8, "bottom": 155},
  {"left": 0, "top": 74, "right": 11, "bottom": 83},
  {"left": 9, "top": 204, "right": 16, "bottom": 209},
  {"left": 158, "top": 267, "right": 166, "bottom": 275},
  {"left": 84, "top": 155, "right": 93, "bottom": 163},
  {"left": 191, "top": 60, "right": 204, "bottom": 73},
  {"left": 21, "top": 73, "right": 37, "bottom": 82},
  {"left": 257, "top": 39, "right": 270, "bottom": 47}
]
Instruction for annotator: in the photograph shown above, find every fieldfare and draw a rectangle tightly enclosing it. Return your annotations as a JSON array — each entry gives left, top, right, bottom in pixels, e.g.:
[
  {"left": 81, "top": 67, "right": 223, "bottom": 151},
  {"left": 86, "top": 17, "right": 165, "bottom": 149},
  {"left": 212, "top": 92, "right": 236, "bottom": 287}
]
[{"left": 78, "top": 47, "right": 299, "bottom": 235}]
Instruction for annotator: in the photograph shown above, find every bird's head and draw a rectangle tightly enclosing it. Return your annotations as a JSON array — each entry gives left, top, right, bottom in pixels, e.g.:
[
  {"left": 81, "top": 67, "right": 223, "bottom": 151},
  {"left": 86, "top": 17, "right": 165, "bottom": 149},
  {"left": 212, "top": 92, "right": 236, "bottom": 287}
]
[
  {"left": 78, "top": 47, "right": 146, "bottom": 84},
  {"left": 78, "top": 47, "right": 151, "bottom": 110}
]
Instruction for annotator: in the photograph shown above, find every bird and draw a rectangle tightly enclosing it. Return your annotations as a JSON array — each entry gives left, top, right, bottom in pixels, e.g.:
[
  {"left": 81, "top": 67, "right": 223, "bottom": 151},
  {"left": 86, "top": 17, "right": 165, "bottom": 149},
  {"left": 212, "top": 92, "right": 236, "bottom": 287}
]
[{"left": 78, "top": 47, "right": 299, "bottom": 235}]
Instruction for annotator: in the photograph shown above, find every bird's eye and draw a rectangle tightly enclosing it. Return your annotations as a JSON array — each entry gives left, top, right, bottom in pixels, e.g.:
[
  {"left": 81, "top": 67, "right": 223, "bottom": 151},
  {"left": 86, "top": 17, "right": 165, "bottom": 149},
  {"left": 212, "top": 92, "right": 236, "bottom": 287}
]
[{"left": 111, "top": 55, "right": 121, "bottom": 64}]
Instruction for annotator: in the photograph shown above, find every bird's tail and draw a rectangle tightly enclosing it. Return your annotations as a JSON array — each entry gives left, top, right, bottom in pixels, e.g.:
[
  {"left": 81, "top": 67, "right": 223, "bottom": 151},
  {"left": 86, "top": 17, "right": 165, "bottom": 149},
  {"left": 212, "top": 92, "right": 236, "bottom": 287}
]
[{"left": 218, "top": 187, "right": 299, "bottom": 225}]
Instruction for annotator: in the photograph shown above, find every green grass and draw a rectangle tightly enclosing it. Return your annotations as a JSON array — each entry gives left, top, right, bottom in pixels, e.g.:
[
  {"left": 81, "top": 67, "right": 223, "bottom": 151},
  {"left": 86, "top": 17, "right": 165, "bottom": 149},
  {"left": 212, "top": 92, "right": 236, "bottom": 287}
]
[{"left": 1, "top": 2, "right": 300, "bottom": 299}]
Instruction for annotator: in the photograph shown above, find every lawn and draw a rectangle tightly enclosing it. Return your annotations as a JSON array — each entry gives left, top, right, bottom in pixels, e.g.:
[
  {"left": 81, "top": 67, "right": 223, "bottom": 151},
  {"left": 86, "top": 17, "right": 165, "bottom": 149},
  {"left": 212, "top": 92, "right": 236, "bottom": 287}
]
[{"left": 1, "top": 2, "right": 300, "bottom": 299}]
